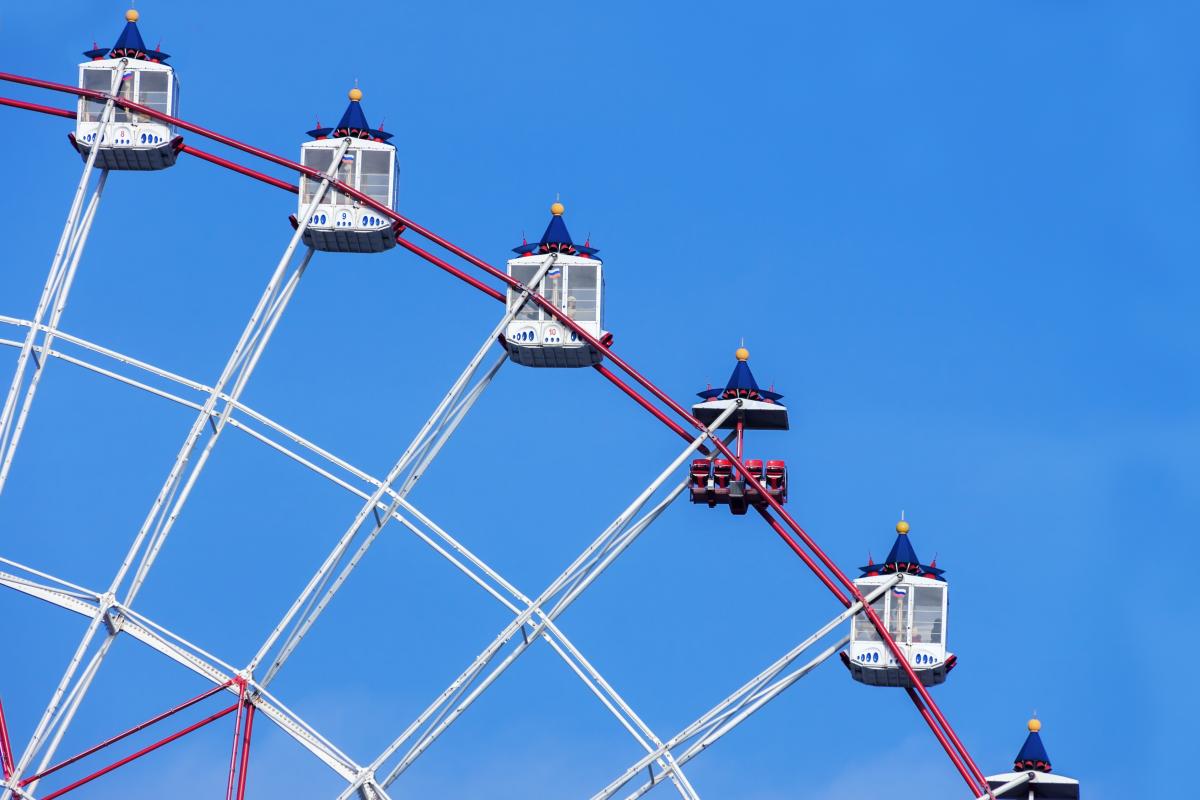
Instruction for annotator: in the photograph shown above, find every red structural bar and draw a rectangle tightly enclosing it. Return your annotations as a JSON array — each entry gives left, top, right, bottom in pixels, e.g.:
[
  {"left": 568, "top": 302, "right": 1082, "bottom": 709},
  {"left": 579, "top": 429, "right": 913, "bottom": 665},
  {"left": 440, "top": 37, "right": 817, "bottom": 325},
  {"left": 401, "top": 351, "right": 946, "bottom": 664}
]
[
  {"left": 593, "top": 365, "right": 699, "bottom": 448},
  {"left": 0, "top": 95, "right": 74, "bottom": 120},
  {"left": 224, "top": 682, "right": 248, "bottom": 800},
  {"left": 234, "top": 704, "right": 256, "bottom": 800},
  {"left": 755, "top": 508, "right": 851, "bottom": 607},
  {"left": 21, "top": 679, "right": 234, "bottom": 787},
  {"left": 906, "top": 687, "right": 982, "bottom": 793},
  {"left": 38, "top": 702, "right": 238, "bottom": 800},
  {"left": 0, "top": 96, "right": 298, "bottom": 195},
  {"left": 0, "top": 71, "right": 989, "bottom": 795},
  {"left": 179, "top": 145, "right": 298, "bottom": 194},
  {"left": 395, "top": 236, "right": 505, "bottom": 303},
  {"left": 0, "top": 696, "right": 16, "bottom": 779}
]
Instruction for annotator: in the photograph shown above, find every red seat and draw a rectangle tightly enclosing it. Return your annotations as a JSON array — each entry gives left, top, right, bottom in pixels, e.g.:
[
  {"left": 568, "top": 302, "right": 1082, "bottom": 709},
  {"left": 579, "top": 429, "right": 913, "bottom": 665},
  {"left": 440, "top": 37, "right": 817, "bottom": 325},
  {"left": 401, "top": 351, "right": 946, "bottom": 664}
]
[
  {"left": 744, "top": 459, "right": 764, "bottom": 481},
  {"left": 690, "top": 458, "right": 711, "bottom": 488},
  {"left": 765, "top": 460, "right": 786, "bottom": 491},
  {"left": 713, "top": 459, "right": 733, "bottom": 488}
]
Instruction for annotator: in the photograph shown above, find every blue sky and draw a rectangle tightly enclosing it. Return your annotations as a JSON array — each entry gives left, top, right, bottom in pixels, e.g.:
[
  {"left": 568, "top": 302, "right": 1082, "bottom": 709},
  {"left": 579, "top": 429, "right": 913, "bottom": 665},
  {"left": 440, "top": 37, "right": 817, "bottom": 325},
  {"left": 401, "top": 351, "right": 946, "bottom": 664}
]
[{"left": 0, "top": 1, "right": 1195, "bottom": 797}]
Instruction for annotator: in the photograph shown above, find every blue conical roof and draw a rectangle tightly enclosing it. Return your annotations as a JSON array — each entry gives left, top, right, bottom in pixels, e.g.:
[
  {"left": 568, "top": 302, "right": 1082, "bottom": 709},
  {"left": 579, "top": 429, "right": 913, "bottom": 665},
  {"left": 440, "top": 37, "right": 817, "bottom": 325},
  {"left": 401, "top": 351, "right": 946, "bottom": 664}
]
[
  {"left": 859, "top": 522, "right": 945, "bottom": 579},
  {"left": 1014, "top": 727, "right": 1052, "bottom": 773},
  {"left": 512, "top": 203, "right": 599, "bottom": 257},
  {"left": 85, "top": 13, "right": 170, "bottom": 62},
  {"left": 307, "top": 91, "right": 394, "bottom": 142},
  {"left": 696, "top": 351, "right": 784, "bottom": 402}
]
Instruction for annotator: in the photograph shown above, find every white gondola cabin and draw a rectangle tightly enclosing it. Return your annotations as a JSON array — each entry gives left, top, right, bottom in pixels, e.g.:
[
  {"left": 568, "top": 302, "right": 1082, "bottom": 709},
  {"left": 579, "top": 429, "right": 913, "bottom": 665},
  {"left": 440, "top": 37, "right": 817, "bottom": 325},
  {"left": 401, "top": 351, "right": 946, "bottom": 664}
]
[
  {"left": 73, "top": 10, "right": 181, "bottom": 171},
  {"left": 842, "top": 520, "right": 955, "bottom": 687},
  {"left": 298, "top": 89, "right": 399, "bottom": 254},
  {"left": 504, "top": 203, "right": 606, "bottom": 368}
]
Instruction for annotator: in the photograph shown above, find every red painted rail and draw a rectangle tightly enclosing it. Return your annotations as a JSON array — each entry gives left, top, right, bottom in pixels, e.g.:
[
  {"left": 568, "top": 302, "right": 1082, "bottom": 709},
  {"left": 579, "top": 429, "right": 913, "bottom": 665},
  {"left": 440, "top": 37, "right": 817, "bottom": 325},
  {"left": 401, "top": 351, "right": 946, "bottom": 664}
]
[{"left": 0, "top": 71, "right": 989, "bottom": 795}]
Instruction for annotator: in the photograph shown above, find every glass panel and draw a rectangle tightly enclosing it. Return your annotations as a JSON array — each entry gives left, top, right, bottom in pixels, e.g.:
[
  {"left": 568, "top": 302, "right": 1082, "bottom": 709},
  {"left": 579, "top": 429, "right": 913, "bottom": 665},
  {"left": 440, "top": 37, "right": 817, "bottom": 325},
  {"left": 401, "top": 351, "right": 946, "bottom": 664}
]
[
  {"left": 357, "top": 149, "right": 392, "bottom": 206},
  {"left": 887, "top": 585, "right": 911, "bottom": 644},
  {"left": 301, "top": 148, "right": 334, "bottom": 204},
  {"left": 564, "top": 263, "right": 598, "bottom": 322},
  {"left": 137, "top": 70, "right": 169, "bottom": 116},
  {"left": 912, "top": 585, "right": 945, "bottom": 645},
  {"left": 853, "top": 582, "right": 885, "bottom": 643},
  {"left": 333, "top": 152, "right": 355, "bottom": 205},
  {"left": 508, "top": 262, "right": 543, "bottom": 321},
  {"left": 114, "top": 69, "right": 134, "bottom": 122},
  {"left": 81, "top": 69, "right": 110, "bottom": 122},
  {"left": 542, "top": 264, "right": 564, "bottom": 312}
]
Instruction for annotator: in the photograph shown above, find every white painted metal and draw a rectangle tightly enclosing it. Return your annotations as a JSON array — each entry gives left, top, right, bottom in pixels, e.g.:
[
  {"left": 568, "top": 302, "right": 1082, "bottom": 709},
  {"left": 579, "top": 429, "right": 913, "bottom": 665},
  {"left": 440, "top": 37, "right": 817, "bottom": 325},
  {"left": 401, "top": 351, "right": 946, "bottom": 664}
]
[
  {"left": 0, "top": 172, "right": 108, "bottom": 491},
  {"left": 2, "top": 284, "right": 827, "bottom": 797},
  {"left": 251, "top": 255, "right": 558, "bottom": 682},
  {"left": 346, "top": 402, "right": 740, "bottom": 799},
  {"left": 0, "top": 63, "right": 122, "bottom": 498},
  {"left": 979, "top": 772, "right": 1034, "bottom": 799},
  {"left": 0, "top": 567, "right": 362, "bottom": 783},
  {"left": 620, "top": 641, "right": 846, "bottom": 800},
  {"left": 0, "top": 318, "right": 719, "bottom": 798},
  {"left": 592, "top": 577, "right": 901, "bottom": 800},
  {"left": 2, "top": 140, "right": 354, "bottom": 796}
]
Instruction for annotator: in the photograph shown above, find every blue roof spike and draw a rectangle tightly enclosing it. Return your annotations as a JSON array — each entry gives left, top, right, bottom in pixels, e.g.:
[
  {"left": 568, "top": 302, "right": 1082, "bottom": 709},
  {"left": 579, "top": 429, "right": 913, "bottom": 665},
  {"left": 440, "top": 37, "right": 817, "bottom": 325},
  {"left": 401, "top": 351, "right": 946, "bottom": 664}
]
[
  {"left": 85, "top": 9, "right": 170, "bottom": 62},
  {"left": 307, "top": 88, "right": 394, "bottom": 142},
  {"left": 696, "top": 347, "right": 784, "bottom": 402},
  {"left": 859, "top": 519, "right": 945, "bottom": 579},
  {"left": 1014, "top": 719, "right": 1053, "bottom": 773},
  {"left": 512, "top": 202, "right": 599, "bottom": 257}
]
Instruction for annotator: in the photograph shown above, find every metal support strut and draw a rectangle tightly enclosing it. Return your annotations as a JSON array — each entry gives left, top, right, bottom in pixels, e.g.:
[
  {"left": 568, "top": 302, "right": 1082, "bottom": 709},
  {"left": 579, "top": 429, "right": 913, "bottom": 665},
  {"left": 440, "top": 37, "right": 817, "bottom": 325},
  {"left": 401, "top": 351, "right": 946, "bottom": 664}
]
[
  {"left": 1, "top": 138, "right": 354, "bottom": 800},
  {"left": 0, "top": 61, "right": 125, "bottom": 498}
]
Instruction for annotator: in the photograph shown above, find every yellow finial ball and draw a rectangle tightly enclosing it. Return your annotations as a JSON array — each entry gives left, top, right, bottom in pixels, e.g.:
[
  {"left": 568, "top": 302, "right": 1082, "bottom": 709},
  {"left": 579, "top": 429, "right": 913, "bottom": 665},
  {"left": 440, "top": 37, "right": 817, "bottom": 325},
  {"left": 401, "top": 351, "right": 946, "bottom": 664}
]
[
  {"left": 550, "top": 201, "right": 565, "bottom": 216},
  {"left": 1028, "top": 718, "right": 1041, "bottom": 733},
  {"left": 735, "top": 347, "right": 750, "bottom": 362},
  {"left": 125, "top": 9, "right": 139, "bottom": 22},
  {"left": 896, "top": 520, "right": 910, "bottom": 534},
  {"left": 348, "top": 88, "right": 363, "bottom": 102}
]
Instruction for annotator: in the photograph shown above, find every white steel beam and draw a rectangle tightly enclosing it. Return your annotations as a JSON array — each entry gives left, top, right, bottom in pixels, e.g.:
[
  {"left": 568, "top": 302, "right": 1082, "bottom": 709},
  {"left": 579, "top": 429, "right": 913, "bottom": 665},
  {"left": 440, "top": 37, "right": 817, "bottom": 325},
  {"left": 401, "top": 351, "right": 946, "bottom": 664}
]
[
  {"left": 342, "top": 402, "right": 740, "bottom": 800},
  {"left": 0, "top": 568, "right": 361, "bottom": 783},
  {"left": 0, "top": 60, "right": 125, "bottom": 498},
  {"left": 592, "top": 576, "right": 902, "bottom": 800},
  {"left": 252, "top": 255, "right": 558, "bottom": 683},
  {"left": 2, "top": 138, "right": 355, "bottom": 797}
]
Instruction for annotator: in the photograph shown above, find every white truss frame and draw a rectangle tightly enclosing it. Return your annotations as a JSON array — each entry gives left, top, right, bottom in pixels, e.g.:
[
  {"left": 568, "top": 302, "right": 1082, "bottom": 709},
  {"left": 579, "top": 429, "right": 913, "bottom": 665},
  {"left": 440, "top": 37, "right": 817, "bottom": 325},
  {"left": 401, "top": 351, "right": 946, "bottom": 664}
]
[
  {"left": 2, "top": 283, "right": 848, "bottom": 799},
  {"left": 0, "top": 60, "right": 126, "bottom": 498},
  {"left": 2, "top": 138, "right": 354, "bottom": 798}
]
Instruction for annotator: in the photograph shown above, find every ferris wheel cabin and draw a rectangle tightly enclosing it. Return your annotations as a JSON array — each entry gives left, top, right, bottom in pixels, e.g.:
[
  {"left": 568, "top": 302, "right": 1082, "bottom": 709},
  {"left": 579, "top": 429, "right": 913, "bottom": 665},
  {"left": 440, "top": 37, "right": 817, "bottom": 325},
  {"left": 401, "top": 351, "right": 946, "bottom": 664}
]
[
  {"left": 985, "top": 719, "right": 1080, "bottom": 798},
  {"left": 841, "top": 520, "right": 955, "bottom": 688},
  {"left": 503, "top": 203, "right": 606, "bottom": 368},
  {"left": 298, "top": 89, "right": 399, "bottom": 254},
  {"left": 689, "top": 349, "right": 789, "bottom": 514},
  {"left": 72, "top": 10, "right": 180, "bottom": 171}
]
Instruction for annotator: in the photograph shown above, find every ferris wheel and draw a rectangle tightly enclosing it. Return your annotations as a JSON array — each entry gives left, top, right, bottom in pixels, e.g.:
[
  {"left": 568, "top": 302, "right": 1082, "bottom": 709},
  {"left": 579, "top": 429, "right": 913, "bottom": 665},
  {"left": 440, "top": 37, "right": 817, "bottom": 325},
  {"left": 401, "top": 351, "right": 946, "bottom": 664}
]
[{"left": 0, "top": 9, "right": 1083, "bottom": 800}]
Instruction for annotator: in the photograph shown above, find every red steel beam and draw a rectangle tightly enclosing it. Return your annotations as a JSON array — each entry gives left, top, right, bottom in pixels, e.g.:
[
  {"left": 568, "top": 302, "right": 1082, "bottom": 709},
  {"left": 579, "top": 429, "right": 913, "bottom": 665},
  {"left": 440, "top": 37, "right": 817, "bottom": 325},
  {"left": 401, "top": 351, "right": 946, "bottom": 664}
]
[
  {"left": 0, "top": 70, "right": 989, "bottom": 795},
  {"left": 0, "top": 695, "right": 16, "bottom": 778},
  {"left": 906, "top": 687, "right": 982, "bottom": 794},
  {"left": 38, "top": 702, "right": 238, "bottom": 800},
  {"left": 179, "top": 145, "right": 298, "bottom": 194},
  {"left": 755, "top": 508, "right": 851, "bottom": 607},
  {"left": 224, "top": 682, "right": 248, "bottom": 800},
  {"left": 593, "top": 364, "right": 698, "bottom": 449},
  {"left": 394, "top": 236, "right": 505, "bottom": 303},
  {"left": 0, "top": 95, "right": 74, "bottom": 119},
  {"left": 234, "top": 704, "right": 256, "bottom": 800},
  {"left": 21, "top": 679, "right": 234, "bottom": 787}
]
